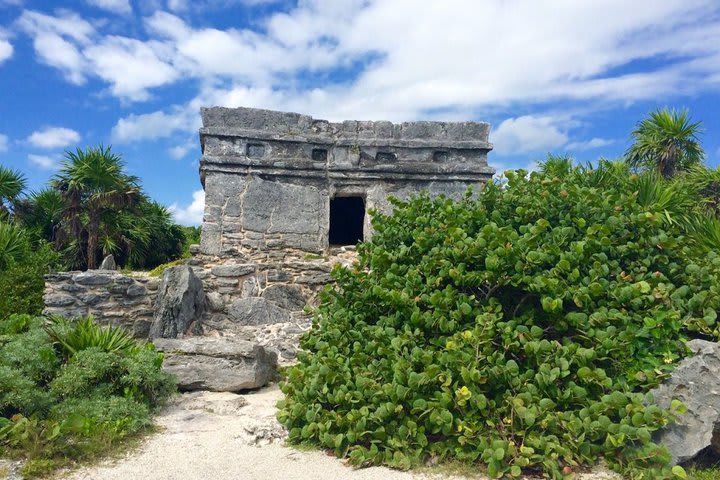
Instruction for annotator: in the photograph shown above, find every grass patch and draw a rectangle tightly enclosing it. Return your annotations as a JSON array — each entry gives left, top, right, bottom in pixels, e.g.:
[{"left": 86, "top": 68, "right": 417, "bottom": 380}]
[
  {"left": 689, "top": 468, "right": 720, "bottom": 480},
  {"left": 148, "top": 259, "right": 185, "bottom": 277}
]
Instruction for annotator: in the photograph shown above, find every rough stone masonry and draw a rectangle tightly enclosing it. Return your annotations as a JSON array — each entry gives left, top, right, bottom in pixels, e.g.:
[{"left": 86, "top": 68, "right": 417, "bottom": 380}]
[
  {"left": 198, "top": 106, "right": 495, "bottom": 255},
  {"left": 45, "top": 107, "right": 496, "bottom": 365}
]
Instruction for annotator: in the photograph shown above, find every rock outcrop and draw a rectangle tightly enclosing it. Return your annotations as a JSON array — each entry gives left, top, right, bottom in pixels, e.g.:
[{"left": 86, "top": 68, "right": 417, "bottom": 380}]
[
  {"left": 150, "top": 265, "right": 206, "bottom": 339},
  {"left": 652, "top": 339, "right": 720, "bottom": 464},
  {"left": 153, "top": 337, "right": 277, "bottom": 391}
]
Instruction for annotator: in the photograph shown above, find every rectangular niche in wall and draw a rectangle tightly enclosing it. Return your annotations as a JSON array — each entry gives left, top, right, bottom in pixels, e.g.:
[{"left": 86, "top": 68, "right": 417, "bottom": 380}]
[{"left": 329, "top": 196, "right": 365, "bottom": 246}]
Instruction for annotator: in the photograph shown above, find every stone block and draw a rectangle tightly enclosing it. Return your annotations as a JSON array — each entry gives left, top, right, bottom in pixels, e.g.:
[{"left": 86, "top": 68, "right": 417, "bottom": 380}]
[
  {"left": 262, "top": 284, "right": 307, "bottom": 311},
  {"left": 74, "top": 271, "right": 115, "bottom": 286},
  {"left": 77, "top": 292, "right": 110, "bottom": 306},
  {"left": 60, "top": 283, "right": 86, "bottom": 293},
  {"left": 43, "top": 294, "right": 75, "bottom": 307},
  {"left": 153, "top": 337, "right": 277, "bottom": 391},
  {"left": 211, "top": 264, "right": 255, "bottom": 277},
  {"left": 126, "top": 284, "right": 148, "bottom": 297},
  {"left": 228, "top": 297, "right": 291, "bottom": 326}
]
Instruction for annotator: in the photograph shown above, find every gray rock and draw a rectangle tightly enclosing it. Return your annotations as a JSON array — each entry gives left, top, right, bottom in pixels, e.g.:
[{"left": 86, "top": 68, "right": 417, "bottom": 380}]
[
  {"left": 77, "top": 292, "right": 109, "bottom": 306},
  {"left": 74, "top": 271, "right": 114, "bottom": 286},
  {"left": 228, "top": 297, "right": 291, "bottom": 326},
  {"left": 126, "top": 283, "right": 148, "bottom": 297},
  {"left": 60, "top": 283, "right": 86, "bottom": 293},
  {"left": 153, "top": 337, "right": 277, "bottom": 391},
  {"left": 131, "top": 319, "right": 152, "bottom": 338},
  {"left": 206, "top": 291, "right": 225, "bottom": 312},
  {"left": 99, "top": 254, "right": 117, "bottom": 270},
  {"left": 262, "top": 284, "right": 307, "bottom": 311},
  {"left": 43, "top": 294, "right": 75, "bottom": 307},
  {"left": 150, "top": 265, "right": 206, "bottom": 339},
  {"left": 652, "top": 339, "right": 720, "bottom": 464},
  {"left": 211, "top": 264, "right": 256, "bottom": 277}
]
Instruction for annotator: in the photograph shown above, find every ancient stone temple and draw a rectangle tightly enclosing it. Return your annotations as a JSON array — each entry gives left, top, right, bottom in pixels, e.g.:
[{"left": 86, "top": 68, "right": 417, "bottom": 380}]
[
  {"left": 44, "top": 106, "right": 495, "bottom": 367},
  {"left": 198, "top": 107, "right": 495, "bottom": 256}
]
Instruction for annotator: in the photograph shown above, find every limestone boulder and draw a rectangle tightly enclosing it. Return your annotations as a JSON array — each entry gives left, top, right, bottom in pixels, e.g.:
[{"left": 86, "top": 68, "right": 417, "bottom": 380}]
[
  {"left": 150, "top": 265, "right": 206, "bottom": 339},
  {"left": 153, "top": 337, "right": 277, "bottom": 391},
  {"left": 652, "top": 339, "right": 720, "bottom": 464},
  {"left": 99, "top": 254, "right": 117, "bottom": 270},
  {"left": 228, "top": 297, "right": 291, "bottom": 325}
]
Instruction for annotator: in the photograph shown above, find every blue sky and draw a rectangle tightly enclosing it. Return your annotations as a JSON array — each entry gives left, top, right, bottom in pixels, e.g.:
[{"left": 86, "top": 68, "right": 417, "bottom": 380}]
[{"left": 1, "top": 0, "right": 720, "bottom": 225}]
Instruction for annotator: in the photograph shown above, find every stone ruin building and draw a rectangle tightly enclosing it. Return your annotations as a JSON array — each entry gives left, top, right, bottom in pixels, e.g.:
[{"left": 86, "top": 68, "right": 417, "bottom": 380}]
[
  {"left": 198, "top": 107, "right": 495, "bottom": 255},
  {"left": 43, "top": 106, "right": 495, "bottom": 389}
]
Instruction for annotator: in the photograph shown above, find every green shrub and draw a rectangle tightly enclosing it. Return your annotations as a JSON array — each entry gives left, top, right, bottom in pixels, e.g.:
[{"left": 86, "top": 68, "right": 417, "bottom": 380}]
[
  {"left": 46, "top": 316, "right": 141, "bottom": 360},
  {"left": 0, "top": 316, "right": 175, "bottom": 477},
  {"left": 0, "top": 242, "right": 60, "bottom": 320},
  {"left": 0, "top": 221, "right": 28, "bottom": 268},
  {"left": 279, "top": 160, "right": 719, "bottom": 479},
  {"left": 0, "top": 313, "right": 37, "bottom": 336},
  {"left": 148, "top": 258, "right": 185, "bottom": 277}
]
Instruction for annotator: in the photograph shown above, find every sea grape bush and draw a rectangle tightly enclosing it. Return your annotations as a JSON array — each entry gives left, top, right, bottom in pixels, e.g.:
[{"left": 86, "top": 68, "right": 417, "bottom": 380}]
[{"left": 279, "top": 160, "right": 720, "bottom": 479}]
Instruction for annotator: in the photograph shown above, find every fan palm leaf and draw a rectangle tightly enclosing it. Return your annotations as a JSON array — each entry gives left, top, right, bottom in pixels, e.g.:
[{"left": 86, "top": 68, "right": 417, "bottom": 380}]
[{"left": 625, "top": 108, "right": 704, "bottom": 178}]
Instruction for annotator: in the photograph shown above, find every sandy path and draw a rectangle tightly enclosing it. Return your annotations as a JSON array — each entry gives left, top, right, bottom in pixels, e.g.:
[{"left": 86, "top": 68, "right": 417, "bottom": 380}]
[{"left": 61, "top": 385, "right": 619, "bottom": 480}]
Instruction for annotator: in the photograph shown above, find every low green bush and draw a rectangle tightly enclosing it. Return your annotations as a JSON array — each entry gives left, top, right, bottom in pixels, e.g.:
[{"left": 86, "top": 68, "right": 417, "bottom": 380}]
[
  {"left": 0, "top": 316, "right": 175, "bottom": 477},
  {"left": 279, "top": 160, "right": 720, "bottom": 479},
  {"left": 0, "top": 241, "right": 60, "bottom": 320}
]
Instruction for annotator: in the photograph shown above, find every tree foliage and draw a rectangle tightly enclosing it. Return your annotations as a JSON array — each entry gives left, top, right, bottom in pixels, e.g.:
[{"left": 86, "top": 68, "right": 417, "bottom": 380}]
[
  {"left": 625, "top": 108, "right": 704, "bottom": 178},
  {"left": 279, "top": 159, "right": 720, "bottom": 479},
  {"left": 0, "top": 165, "right": 27, "bottom": 217},
  {"left": 52, "top": 146, "right": 142, "bottom": 269},
  {"left": 6, "top": 146, "right": 187, "bottom": 271}
]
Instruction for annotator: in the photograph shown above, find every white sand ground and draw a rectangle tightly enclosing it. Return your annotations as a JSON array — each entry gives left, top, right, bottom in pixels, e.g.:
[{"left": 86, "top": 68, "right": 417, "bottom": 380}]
[{"left": 59, "top": 385, "right": 620, "bottom": 480}]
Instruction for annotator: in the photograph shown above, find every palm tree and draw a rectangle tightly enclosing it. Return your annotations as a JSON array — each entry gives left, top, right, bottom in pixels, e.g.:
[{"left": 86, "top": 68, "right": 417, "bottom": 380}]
[
  {"left": 14, "top": 188, "right": 65, "bottom": 244},
  {"left": 52, "top": 146, "right": 140, "bottom": 269},
  {"left": 0, "top": 165, "right": 27, "bottom": 217},
  {"left": 625, "top": 107, "right": 704, "bottom": 178},
  {"left": 0, "top": 221, "right": 28, "bottom": 269}
]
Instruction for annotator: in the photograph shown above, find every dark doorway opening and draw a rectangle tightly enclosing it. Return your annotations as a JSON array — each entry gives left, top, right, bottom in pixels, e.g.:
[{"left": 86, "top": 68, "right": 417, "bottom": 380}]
[{"left": 329, "top": 196, "right": 365, "bottom": 245}]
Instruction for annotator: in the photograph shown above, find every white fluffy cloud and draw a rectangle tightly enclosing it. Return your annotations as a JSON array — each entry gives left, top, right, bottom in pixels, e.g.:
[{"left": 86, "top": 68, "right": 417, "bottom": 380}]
[
  {"left": 18, "top": 10, "right": 175, "bottom": 100},
  {"left": 168, "top": 144, "right": 191, "bottom": 159},
  {"left": 27, "top": 127, "right": 80, "bottom": 149},
  {"left": 0, "top": 134, "right": 8, "bottom": 152},
  {"left": 28, "top": 154, "right": 59, "bottom": 170},
  {"left": 166, "top": 0, "right": 188, "bottom": 12},
  {"left": 112, "top": 107, "right": 196, "bottom": 142},
  {"left": 491, "top": 115, "right": 569, "bottom": 155},
  {"left": 85, "top": 0, "right": 132, "bottom": 15},
  {"left": 170, "top": 189, "right": 205, "bottom": 225},
  {"left": 17, "top": 10, "right": 94, "bottom": 84},
  {"left": 84, "top": 36, "right": 179, "bottom": 101},
  {"left": 565, "top": 138, "right": 615, "bottom": 151},
  {"left": 0, "top": 39, "right": 12, "bottom": 64}
]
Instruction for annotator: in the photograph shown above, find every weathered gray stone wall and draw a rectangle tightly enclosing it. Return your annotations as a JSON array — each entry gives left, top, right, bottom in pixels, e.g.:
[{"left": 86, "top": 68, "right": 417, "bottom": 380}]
[
  {"left": 184, "top": 248, "right": 348, "bottom": 361},
  {"left": 43, "top": 270, "right": 159, "bottom": 337},
  {"left": 199, "top": 107, "right": 495, "bottom": 255}
]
